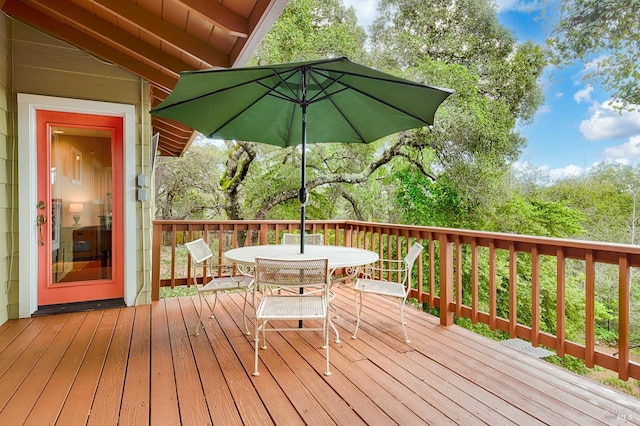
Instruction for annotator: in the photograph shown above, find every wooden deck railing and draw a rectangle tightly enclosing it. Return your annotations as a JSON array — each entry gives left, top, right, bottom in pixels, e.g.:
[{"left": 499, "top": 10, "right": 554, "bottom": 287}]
[{"left": 152, "top": 219, "right": 640, "bottom": 380}]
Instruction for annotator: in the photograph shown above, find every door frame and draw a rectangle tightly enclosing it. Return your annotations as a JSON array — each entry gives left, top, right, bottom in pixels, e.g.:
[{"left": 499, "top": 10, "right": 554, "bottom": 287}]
[{"left": 18, "top": 94, "right": 137, "bottom": 317}]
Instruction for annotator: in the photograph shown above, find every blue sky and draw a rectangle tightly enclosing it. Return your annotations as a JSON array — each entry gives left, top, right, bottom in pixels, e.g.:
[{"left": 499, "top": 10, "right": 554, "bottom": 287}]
[{"left": 343, "top": 0, "right": 640, "bottom": 180}]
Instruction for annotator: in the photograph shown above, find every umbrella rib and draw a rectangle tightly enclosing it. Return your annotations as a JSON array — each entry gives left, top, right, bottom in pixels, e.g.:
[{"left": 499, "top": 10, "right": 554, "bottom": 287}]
[
  {"left": 310, "top": 68, "right": 436, "bottom": 125},
  {"left": 153, "top": 68, "right": 301, "bottom": 113},
  {"left": 305, "top": 71, "right": 367, "bottom": 142},
  {"left": 208, "top": 70, "right": 304, "bottom": 137}
]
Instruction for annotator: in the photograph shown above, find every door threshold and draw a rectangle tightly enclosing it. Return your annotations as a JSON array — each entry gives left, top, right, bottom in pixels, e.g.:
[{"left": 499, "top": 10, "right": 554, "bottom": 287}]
[{"left": 33, "top": 298, "right": 126, "bottom": 316}]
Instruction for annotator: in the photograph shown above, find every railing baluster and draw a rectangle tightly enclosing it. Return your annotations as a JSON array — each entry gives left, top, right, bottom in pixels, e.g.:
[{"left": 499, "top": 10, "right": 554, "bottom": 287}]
[
  {"left": 455, "top": 237, "right": 462, "bottom": 318},
  {"left": 489, "top": 241, "right": 496, "bottom": 330},
  {"left": 439, "top": 234, "right": 454, "bottom": 326},
  {"left": 415, "top": 235, "right": 424, "bottom": 303},
  {"left": 471, "top": 238, "right": 478, "bottom": 324},
  {"left": 428, "top": 238, "right": 435, "bottom": 308},
  {"left": 531, "top": 246, "right": 540, "bottom": 347},
  {"left": 170, "top": 224, "right": 177, "bottom": 289},
  {"left": 585, "top": 250, "right": 595, "bottom": 368}
]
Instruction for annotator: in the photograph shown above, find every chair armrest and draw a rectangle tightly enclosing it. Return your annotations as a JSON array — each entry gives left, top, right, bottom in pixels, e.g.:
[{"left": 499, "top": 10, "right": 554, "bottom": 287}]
[
  {"left": 360, "top": 258, "right": 407, "bottom": 280},
  {"left": 200, "top": 262, "right": 252, "bottom": 285}
]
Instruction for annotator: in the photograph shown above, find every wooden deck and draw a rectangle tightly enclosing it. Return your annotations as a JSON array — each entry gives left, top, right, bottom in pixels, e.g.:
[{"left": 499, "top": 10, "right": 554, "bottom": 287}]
[{"left": 1, "top": 286, "right": 638, "bottom": 425}]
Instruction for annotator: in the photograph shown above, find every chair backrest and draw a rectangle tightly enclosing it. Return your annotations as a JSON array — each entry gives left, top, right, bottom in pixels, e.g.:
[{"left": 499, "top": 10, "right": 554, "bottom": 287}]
[
  {"left": 404, "top": 242, "right": 424, "bottom": 272},
  {"left": 254, "top": 257, "right": 329, "bottom": 292},
  {"left": 281, "top": 233, "right": 324, "bottom": 245},
  {"left": 400, "top": 242, "right": 423, "bottom": 292},
  {"left": 184, "top": 238, "right": 213, "bottom": 265}
]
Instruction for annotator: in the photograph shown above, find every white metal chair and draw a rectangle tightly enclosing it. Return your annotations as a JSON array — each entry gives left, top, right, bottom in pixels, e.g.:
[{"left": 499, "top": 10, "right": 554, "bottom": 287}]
[
  {"left": 184, "top": 238, "right": 253, "bottom": 336},
  {"left": 280, "top": 231, "right": 343, "bottom": 341},
  {"left": 253, "top": 257, "right": 332, "bottom": 376},
  {"left": 352, "top": 242, "right": 423, "bottom": 343},
  {"left": 281, "top": 232, "right": 324, "bottom": 245}
]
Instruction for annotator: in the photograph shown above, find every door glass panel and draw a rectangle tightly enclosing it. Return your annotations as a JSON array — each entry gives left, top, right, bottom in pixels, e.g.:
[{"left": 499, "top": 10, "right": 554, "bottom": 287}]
[{"left": 51, "top": 126, "right": 113, "bottom": 283}]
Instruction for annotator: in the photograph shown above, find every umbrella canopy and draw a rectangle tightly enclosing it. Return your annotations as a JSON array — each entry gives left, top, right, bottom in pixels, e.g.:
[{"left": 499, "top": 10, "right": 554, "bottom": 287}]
[{"left": 151, "top": 56, "right": 453, "bottom": 252}]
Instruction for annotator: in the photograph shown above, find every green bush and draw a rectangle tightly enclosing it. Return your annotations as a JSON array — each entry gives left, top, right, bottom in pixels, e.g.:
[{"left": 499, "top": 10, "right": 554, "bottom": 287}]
[
  {"left": 160, "top": 285, "right": 197, "bottom": 298},
  {"left": 544, "top": 354, "right": 589, "bottom": 376},
  {"left": 455, "top": 317, "right": 509, "bottom": 341},
  {"left": 599, "top": 377, "right": 639, "bottom": 398}
]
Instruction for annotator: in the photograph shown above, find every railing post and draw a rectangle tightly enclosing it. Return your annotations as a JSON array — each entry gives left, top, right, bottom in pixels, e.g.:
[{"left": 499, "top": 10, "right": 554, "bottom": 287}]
[
  {"left": 556, "top": 248, "right": 566, "bottom": 357},
  {"left": 439, "top": 234, "right": 454, "bottom": 326},
  {"left": 151, "top": 222, "right": 162, "bottom": 301},
  {"left": 618, "top": 254, "right": 630, "bottom": 380}
]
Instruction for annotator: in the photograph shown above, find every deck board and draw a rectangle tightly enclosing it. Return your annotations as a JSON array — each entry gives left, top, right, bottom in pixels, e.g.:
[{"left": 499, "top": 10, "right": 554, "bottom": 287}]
[
  {"left": 121, "top": 305, "right": 151, "bottom": 425},
  {"left": 87, "top": 307, "right": 134, "bottom": 425},
  {"left": 149, "top": 300, "right": 180, "bottom": 426},
  {"left": 22, "top": 310, "right": 104, "bottom": 425},
  {"left": 49, "top": 309, "right": 117, "bottom": 426},
  {"left": 0, "top": 286, "right": 638, "bottom": 425}
]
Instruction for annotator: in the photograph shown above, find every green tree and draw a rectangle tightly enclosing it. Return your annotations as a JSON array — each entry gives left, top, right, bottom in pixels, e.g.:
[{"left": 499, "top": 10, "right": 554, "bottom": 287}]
[
  {"left": 548, "top": 0, "right": 640, "bottom": 108},
  {"left": 368, "top": 0, "right": 546, "bottom": 230},
  {"left": 169, "top": 0, "right": 547, "bottom": 230},
  {"left": 539, "top": 163, "right": 640, "bottom": 244},
  {"left": 251, "top": 0, "right": 366, "bottom": 65},
  {"left": 155, "top": 140, "right": 226, "bottom": 219},
  {"left": 218, "top": 0, "right": 374, "bottom": 220}
]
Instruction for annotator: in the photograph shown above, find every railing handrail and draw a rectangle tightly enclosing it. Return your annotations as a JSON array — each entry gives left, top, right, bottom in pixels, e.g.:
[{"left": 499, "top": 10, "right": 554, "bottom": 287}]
[{"left": 152, "top": 219, "right": 639, "bottom": 381}]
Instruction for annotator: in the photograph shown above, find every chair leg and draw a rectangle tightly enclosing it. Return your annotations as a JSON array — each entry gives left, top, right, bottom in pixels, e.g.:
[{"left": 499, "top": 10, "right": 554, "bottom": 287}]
[
  {"left": 324, "top": 318, "right": 331, "bottom": 376},
  {"left": 260, "top": 321, "right": 268, "bottom": 349},
  {"left": 399, "top": 299, "right": 410, "bottom": 343},
  {"left": 193, "top": 293, "right": 206, "bottom": 336},
  {"left": 351, "top": 291, "right": 363, "bottom": 339},
  {"left": 208, "top": 293, "right": 219, "bottom": 318},
  {"left": 241, "top": 289, "right": 251, "bottom": 335},
  {"left": 328, "top": 315, "right": 340, "bottom": 343},
  {"left": 253, "top": 322, "right": 261, "bottom": 376},
  {"left": 194, "top": 291, "right": 218, "bottom": 336},
  {"left": 329, "top": 291, "right": 339, "bottom": 318}
]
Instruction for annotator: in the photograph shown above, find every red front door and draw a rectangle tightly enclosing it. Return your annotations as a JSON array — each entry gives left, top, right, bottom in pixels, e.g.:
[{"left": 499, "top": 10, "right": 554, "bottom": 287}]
[{"left": 36, "top": 110, "right": 124, "bottom": 305}]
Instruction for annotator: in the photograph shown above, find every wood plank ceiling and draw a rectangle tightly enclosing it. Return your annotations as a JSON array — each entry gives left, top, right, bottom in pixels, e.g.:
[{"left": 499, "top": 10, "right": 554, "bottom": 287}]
[{"left": 0, "top": 0, "right": 288, "bottom": 157}]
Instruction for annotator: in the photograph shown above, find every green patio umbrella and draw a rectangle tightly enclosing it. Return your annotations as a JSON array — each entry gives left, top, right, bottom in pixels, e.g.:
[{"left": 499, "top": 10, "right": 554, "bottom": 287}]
[{"left": 151, "top": 57, "right": 453, "bottom": 253}]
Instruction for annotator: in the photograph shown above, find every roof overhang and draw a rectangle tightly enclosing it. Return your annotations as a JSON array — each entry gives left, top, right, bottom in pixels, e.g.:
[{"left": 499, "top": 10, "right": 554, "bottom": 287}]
[{"left": 1, "top": 0, "right": 288, "bottom": 156}]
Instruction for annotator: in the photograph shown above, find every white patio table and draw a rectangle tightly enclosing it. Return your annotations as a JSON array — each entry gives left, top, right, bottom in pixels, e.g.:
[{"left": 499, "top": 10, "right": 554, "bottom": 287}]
[
  {"left": 224, "top": 244, "right": 378, "bottom": 271},
  {"left": 224, "top": 244, "right": 378, "bottom": 341}
]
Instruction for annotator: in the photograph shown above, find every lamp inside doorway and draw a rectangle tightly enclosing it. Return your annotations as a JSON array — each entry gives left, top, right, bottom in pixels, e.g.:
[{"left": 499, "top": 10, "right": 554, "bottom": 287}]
[{"left": 69, "top": 203, "right": 84, "bottom": 226}]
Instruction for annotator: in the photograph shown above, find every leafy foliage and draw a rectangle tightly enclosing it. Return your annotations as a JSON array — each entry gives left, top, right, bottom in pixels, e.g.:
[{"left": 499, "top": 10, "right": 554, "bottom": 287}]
[
  {"left": 251, "top": 0, "right": 367, "bottom": 65},
  {"left": 548, "top": 0, "right": 640, "bottom": 108},
  {"left": 155, "top": 141, "right": 227, "bottom": 219},
  {"left": 545, "top": 354, "right": 590, "bottom": 376},
  {"left": 365, "top": 0, "right": 546, "bottom": 230}
]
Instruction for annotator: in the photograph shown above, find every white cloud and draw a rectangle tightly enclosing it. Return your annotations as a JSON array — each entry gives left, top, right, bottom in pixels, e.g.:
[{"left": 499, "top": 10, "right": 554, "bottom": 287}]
[
  {"left": 579, "top": 100, "right": 640, "bottom": 140},
  {"left": 602, "top": 136, "right": 640, "bottom": 165},
  {"left": 495, "top": 0, "right": 545, "bottom": 12},
  {"left": 342, "top": 0, "right": 378, "bottom": 27},
  {"left": 573, "top": 85, "right": 593, "bottom": 103},
  {"left": 512, "top": 161, "right": 588, "bottom": 184},
  {"left": 583, "top": 56, "right": 606, "bottom": 73},
  {"left": 546, "top": 164, "right": 588, "bottom": 181},
  {"left": 537, "top": 104, "right": 552, "bottom": 114}
]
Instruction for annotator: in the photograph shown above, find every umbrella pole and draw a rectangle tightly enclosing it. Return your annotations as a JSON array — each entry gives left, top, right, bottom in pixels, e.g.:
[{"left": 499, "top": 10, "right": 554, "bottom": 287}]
[
  {"left": 299, "top": 70, "right": 309, "bottom": 255},
  {"left": 298, "top": 72, "right": 309, "bottom": 329},
  {"left": 299, "top": 139, "right": 306, "bottom": 254}
]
